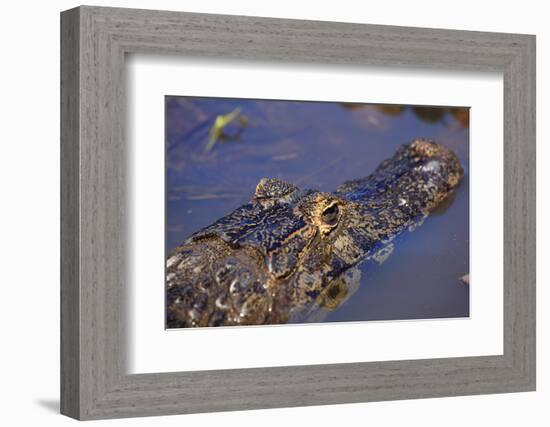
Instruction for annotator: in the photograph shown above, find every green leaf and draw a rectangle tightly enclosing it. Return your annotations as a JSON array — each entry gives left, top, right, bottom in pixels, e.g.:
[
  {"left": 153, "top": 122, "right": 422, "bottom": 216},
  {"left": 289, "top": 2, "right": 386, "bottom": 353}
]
[{"left": 205, "top": 107, "right": 242, "bottom": 153}]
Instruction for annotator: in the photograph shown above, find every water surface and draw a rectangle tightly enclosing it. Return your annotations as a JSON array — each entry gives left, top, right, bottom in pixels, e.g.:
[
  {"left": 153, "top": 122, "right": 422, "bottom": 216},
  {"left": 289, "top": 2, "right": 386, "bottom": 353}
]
[{"left": 166, "top": 96, "right": 470, "bottom": 322}]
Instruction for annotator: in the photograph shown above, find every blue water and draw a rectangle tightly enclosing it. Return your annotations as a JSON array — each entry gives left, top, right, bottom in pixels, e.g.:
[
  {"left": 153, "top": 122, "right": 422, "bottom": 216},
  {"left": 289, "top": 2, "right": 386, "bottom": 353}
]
[{"left": 166, "top": 96, "right": 469, "bottom": 322}]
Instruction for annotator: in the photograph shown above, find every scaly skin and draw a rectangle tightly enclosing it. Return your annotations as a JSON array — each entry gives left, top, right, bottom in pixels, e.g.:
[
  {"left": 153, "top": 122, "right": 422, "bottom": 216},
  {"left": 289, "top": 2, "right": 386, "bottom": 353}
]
[{"left": 166, "top": 139, "right": 463, "bottom": 328}]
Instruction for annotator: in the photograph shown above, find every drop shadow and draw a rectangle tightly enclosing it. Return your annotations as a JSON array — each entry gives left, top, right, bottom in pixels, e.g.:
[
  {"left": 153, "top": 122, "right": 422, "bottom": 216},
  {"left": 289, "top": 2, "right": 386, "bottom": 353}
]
[{"left": 35, "top": 399, "right": 59, "bottom": 414}]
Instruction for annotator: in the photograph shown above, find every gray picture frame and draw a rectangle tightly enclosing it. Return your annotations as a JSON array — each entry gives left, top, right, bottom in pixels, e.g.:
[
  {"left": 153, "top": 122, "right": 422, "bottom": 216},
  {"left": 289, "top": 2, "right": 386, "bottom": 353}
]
[{"left": 60, "top": 5, "right": 536, "bottom": 420}]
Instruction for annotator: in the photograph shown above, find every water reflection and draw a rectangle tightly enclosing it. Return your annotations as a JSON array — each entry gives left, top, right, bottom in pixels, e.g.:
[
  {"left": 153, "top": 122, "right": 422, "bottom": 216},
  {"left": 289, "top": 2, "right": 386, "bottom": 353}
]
[
  {"left": 342, "top": 103, "right": 469, "bottom": 128},
  {"left": 166, "top": 97, "right": 470, "bottom": 322}
]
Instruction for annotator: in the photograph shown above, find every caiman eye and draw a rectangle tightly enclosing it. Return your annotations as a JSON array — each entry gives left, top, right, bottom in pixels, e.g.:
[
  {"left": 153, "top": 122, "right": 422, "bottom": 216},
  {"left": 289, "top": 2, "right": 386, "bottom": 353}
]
[{"left": 321, "top": 204, "right": 340, "bottom": 226}]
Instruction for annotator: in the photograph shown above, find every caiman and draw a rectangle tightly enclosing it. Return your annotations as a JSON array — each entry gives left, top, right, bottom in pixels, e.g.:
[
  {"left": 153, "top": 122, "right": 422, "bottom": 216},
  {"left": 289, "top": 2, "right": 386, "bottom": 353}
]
[{"left": 166, "top": 139, "right": 463, "bottom": 328}]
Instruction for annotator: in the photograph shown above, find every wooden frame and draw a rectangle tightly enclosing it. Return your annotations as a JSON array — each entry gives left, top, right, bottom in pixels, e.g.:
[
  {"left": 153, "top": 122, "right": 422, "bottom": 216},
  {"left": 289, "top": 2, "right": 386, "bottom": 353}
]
[{"left": 60, "top": 5, "right": 536, "bottom": 420}]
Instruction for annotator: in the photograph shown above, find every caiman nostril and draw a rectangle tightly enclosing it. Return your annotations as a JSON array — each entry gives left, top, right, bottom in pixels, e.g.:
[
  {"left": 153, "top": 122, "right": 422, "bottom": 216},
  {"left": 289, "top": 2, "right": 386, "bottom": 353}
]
[{"left": 410, "top": 138, "right": 442, "bottom": 158}]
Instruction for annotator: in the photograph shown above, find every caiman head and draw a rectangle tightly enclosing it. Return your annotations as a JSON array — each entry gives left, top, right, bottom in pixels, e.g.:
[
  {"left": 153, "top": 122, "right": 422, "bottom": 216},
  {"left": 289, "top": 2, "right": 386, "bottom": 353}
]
[{"left": 166, "top": 139, "right": 463, "bottom": 328}]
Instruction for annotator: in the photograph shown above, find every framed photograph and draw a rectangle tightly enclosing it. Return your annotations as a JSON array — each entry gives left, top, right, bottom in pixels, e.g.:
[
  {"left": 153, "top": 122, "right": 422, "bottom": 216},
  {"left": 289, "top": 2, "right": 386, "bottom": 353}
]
[
  {"left": 163, "top": 97, "right": 470, "bottom": 329},
  {"left": 60, "top": 6, "right": 535, "bottom": 420}
]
